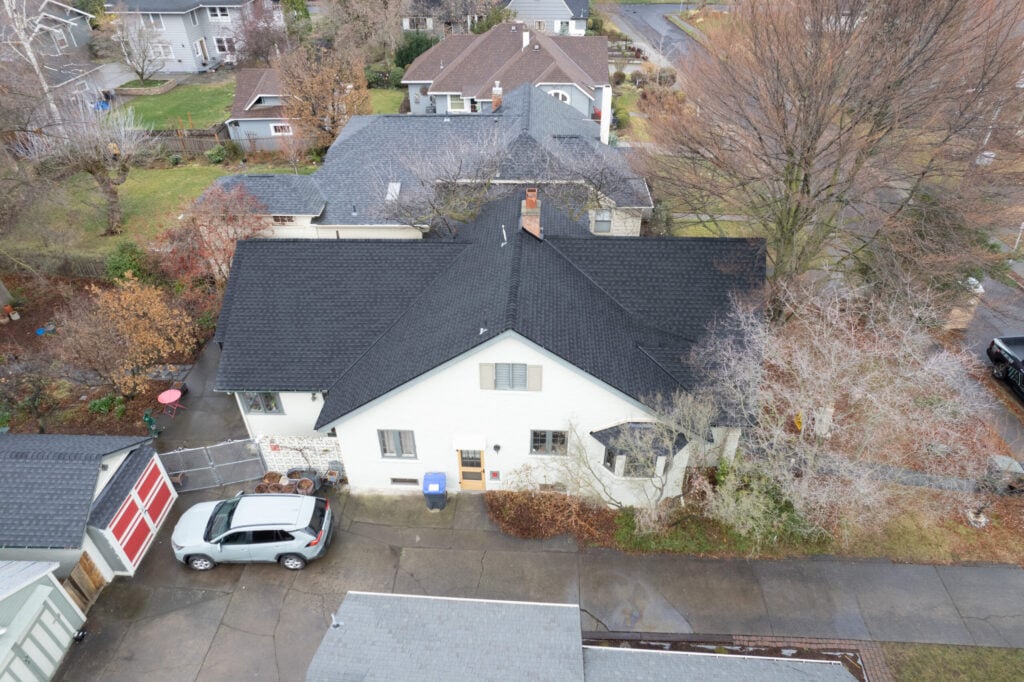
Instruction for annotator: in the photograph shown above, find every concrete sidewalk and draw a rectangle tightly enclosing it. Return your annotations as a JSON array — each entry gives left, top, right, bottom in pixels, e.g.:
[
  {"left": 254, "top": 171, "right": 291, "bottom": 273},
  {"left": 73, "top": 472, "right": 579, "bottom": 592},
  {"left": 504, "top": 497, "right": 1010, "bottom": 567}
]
[{"left": 58, "top": 489, "right": 1024, "bottom": 681}]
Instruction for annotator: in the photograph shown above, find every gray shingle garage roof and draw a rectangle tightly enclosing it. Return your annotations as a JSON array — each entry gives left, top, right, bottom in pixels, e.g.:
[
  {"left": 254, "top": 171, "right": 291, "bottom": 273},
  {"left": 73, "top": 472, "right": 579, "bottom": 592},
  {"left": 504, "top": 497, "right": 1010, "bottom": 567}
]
[{"left": 0, "top": 435, "right": 149, "bottom": 549}]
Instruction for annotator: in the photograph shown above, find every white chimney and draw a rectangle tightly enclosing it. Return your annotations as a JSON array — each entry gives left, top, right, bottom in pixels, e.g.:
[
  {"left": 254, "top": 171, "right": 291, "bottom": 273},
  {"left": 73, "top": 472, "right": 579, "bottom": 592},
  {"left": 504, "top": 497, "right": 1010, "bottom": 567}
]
[
  {"left": 523, "top": 30, "right": 530, "bottom": 50},
  {"left": 599, "top": 85, "right": 612, "bottom": 145},
  {"left": 492, "top": 81, "right": 503, "bottom": 111}
]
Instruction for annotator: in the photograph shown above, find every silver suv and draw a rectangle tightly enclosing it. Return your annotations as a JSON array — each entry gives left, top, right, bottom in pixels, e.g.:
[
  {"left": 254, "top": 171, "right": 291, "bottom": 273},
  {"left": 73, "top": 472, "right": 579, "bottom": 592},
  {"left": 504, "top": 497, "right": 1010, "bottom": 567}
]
[{"left": 171, "top": 493, "right": 333, "bottom": 570}]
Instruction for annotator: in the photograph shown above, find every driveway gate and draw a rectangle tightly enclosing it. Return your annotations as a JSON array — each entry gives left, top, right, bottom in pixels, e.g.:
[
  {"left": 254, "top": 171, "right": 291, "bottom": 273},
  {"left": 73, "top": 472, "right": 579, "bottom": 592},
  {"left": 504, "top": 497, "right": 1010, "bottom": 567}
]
[{"left": 158, "top": 439, "right": 266, "bottom": 492}]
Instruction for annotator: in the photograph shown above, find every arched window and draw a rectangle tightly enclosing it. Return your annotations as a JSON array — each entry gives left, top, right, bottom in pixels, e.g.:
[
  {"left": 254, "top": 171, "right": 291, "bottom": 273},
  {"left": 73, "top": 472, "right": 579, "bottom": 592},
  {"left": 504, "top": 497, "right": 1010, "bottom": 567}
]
[{"left": 548, "top": 90, "right": 570, "bottom": 103}]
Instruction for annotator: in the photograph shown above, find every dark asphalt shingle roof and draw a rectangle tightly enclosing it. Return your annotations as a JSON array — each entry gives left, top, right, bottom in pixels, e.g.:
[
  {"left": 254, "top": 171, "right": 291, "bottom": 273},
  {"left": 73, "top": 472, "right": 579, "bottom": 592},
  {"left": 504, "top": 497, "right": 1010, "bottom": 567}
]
[
  {"left": 214, "top": 191, "right": 765, "bottom": 428},
  {"left": 88, "top": 443, "right": 157, "bottom": 528},
  {"left": 307, "top": 592, "right": 585, "bottom": 681},
  {"left": 217, "top": 85, "right": 649, "bottom": 228},
  {"left": 590, "top": 422, "right": 688, "bottom": 457},
  {"left": 214, "top": 175, "right": 325, "bottom": 217},
  {"left": 0, "top": 435, "right": 149, "bottom": 549}
]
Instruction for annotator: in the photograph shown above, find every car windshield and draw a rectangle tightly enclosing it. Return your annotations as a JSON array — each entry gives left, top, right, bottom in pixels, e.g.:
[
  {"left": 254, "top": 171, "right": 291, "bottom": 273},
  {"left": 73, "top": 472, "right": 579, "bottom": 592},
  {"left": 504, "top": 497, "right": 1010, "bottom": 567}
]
[
  {"left": 205, "top": 498, "right": 240, "bottom": 541},
  {"left": 305, "top": 498, "right": 328, "bottom": 535}
]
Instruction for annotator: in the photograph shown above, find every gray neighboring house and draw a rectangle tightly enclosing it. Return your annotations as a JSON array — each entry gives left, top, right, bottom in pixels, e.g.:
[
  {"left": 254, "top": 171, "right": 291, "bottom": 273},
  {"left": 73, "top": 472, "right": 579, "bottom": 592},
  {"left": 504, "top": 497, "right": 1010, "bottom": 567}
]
[
  {"left": 16, "top": 0, "right": 102, "bottom": 103},
  {"left": 216, "top": 84, "right": 651, "bottom": 239},
  {"left": 0, "top": 435, "right": 177, "bottom": 587},
  {"left": 226, "top": 67, "right": 293, "bottom": 151},
  {"left": 0, "top": 561, "right": 86, "bottom": 681},
  {"left": 505, "top": 0, "right": 588, "bottom": 36},
  {"left": 402, "top": 21, "right": 612, "bottom": 142},
  {"left": 106, "top": 0, "right": 276, "bottom": 73},
  {"left": 306, "top": 592, "right": 858, "bottom": 681},
  {"left": 402, "top": 0, "right": 495, "bottom": 34}
]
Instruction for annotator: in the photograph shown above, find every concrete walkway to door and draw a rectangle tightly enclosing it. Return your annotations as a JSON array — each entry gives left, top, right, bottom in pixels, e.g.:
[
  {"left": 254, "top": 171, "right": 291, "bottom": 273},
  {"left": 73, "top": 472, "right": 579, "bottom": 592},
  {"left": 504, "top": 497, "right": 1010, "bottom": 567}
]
[{"left": 58, "top": 488, "right": 1024, "bottom": 681}]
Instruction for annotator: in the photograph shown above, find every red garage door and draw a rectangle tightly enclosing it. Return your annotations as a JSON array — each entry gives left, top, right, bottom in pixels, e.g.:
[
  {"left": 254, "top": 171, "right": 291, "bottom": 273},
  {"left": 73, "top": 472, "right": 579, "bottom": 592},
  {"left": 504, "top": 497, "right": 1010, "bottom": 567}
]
[{"left": 109, "top": 457, "right": 177, "bottom": 568}]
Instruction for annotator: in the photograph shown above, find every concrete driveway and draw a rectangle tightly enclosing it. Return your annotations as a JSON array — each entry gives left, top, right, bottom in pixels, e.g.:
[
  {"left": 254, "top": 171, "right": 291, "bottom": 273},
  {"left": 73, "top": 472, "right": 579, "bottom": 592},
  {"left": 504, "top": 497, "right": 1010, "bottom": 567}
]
[
  {"left": 601, "top": 3, "right": 700, "bottom": 65},
  {"left": 58, "top": 486, "right": 1024, "bottom": 681}
]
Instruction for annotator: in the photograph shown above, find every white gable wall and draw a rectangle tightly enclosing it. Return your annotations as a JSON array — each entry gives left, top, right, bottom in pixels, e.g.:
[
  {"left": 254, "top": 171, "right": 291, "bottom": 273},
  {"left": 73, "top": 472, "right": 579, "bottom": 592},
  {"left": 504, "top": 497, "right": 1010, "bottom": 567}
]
[{"left": 322, "top": 332, "right": 692, "bottom": 505}]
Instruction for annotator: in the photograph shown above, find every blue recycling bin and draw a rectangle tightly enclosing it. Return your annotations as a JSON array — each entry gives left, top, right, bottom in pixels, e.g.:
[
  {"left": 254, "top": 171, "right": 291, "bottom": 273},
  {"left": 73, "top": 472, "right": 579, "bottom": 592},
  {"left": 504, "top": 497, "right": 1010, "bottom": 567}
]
[{"left": 423, "top": 472, "right": 447, "bottom": 510}]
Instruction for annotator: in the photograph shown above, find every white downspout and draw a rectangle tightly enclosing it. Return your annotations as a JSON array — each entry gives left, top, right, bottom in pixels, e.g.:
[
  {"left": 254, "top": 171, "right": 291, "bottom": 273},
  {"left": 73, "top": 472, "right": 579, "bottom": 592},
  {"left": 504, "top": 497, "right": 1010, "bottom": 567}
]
[{"left": 599, "top": 85, "right": 612, "bottom": 145}]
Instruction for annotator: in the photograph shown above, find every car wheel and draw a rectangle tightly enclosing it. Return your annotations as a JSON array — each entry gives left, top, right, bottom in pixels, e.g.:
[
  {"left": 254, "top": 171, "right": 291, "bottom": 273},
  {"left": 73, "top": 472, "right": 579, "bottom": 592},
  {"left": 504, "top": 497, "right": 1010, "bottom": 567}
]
[
  {"left": 279, "top": 554, "right": 307, "bottom": 570},
  {"left": 188, "top": 555, "right": 216, "bottom": 571},
  {"left": 993, "top": 362, "right": 1009, "bottom": 379}
]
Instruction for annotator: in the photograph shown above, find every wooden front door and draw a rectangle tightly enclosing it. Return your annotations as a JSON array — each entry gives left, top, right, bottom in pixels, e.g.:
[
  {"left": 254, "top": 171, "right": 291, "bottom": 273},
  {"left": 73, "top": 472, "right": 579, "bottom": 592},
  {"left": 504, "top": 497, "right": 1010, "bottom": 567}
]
[{"left": 457, "top": 449, "right": 486, "bottom": 491}]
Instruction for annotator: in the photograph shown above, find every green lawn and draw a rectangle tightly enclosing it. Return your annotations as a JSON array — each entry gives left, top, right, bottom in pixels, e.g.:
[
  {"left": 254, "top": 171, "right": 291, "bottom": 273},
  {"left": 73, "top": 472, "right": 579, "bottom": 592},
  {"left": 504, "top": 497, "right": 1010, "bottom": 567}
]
[
  {"left": 369, "top": 89, "right": 406, "bottom": 114},
  {"left": 125, "top": 78, "right": 236, "bottom": 130},
  {"left": 882, "top": 643, "right": 1024, "bottom": 681},
  {"left": 672, "top": 220, "right": 759, "bottom": 238},
  {"left": 5, "top": 163, "right": 307, "bottom": 260},
  {"left": 120, "top": 79, "right": 168, "bottom": 88}
]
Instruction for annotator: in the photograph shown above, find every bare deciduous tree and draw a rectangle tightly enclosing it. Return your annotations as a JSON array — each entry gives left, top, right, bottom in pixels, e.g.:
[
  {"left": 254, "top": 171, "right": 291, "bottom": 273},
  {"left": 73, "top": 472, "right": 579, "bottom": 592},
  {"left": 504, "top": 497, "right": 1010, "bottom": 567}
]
[
  {"left": 275, "top": 44, "right": 370, "bottom": 153},
  {"left": 233, "top": 0, "right": 289, "bottom": 66},
  {"left": 643, "top": 0, "right": 1024, "bottom": 290},
  {"left": 692, "top": 284, "right": 993, "bottom": 545},
  {"left": 319, "top": 0, "right": 407, "bottom": 66},
  {"left": 114, "top": 16, "right": 166, "bottom": 83},
  {"left": 157, "top": 184, "right": 270, "bottom": 289},
  {"left": 17, "top": 104, "right": 152, "bottom": 235},
  {"left": 0, "top": 0, "right": 62, "bottom": 126}
]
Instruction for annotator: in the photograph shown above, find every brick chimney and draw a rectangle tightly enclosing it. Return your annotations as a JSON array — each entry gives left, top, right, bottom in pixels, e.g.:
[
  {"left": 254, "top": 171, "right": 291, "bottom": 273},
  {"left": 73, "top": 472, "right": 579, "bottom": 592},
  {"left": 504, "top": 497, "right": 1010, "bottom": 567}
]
[
  {"left": 521, "top": 188, "right": 542, "bottom": 240},
  {"left": 492, "top": 81, "right": 503, "bottom": 111}
]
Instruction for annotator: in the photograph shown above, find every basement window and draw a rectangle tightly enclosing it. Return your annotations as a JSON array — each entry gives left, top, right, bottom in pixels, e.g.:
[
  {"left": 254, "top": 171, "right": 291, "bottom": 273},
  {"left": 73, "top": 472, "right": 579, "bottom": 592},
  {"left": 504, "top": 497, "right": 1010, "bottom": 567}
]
[{"left": 390, "top": 477, "right": 419, "bottom": 486}]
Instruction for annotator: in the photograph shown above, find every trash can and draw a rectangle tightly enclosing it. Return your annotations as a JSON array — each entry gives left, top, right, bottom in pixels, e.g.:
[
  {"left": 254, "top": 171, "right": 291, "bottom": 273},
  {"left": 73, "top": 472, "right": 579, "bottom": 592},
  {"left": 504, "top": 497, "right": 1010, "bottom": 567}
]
[{"left": 423, "top": 472, "right": 447, "bottom": 511}]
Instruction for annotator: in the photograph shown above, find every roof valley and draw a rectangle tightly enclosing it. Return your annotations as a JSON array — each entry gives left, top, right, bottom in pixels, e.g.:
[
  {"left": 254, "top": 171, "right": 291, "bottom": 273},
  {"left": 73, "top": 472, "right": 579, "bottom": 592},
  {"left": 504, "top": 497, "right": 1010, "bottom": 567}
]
[{"left": 503, "top": 228, "right": 525, "bottom": 329}]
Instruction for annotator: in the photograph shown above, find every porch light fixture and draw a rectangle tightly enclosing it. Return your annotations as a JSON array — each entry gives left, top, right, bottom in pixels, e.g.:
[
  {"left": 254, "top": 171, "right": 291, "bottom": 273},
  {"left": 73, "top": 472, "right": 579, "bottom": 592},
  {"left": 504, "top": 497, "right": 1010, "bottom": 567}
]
[
  {"left": 493, "top": 444, "right": 501, "bottom": 454},
  {"left": 311, "top": 392, "right": 318, "bottom": 402}
]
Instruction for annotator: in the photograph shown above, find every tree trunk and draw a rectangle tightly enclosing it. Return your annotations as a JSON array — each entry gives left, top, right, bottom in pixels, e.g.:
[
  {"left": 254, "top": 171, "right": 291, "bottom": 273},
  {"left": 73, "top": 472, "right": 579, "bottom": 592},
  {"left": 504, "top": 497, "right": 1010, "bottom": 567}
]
[{"left": 93, "top": 173, "right": 124, "bottom": 235}]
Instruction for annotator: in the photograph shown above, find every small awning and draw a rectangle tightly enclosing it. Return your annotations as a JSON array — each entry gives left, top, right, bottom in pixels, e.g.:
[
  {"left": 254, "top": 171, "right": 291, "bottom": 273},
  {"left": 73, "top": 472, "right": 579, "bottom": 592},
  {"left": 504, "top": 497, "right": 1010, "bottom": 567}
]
[{"left": 452, "top": 432, "right": 487, "bottom": 451}]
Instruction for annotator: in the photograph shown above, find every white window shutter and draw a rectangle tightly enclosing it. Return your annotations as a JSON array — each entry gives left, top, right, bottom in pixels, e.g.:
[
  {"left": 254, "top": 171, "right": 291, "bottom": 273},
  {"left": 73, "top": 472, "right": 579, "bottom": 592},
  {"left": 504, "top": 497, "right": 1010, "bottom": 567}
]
[
  {"left": 402, "top": 17, "right": 410, "bottom": 30},
  {"left": 426, "top": 18, "right": 433, "bottom": 30},
  {"left": 479, "top": 363, "right": 495, "bottom": 389},
  {"left": 527, "top": 365, "right": 542, "bottom": 391}
]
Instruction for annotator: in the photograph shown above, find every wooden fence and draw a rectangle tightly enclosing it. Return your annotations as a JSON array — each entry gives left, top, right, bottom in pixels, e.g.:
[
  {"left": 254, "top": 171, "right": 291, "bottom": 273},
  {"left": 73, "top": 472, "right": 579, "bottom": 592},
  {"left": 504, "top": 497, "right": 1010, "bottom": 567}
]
[{"left": 151, "top": 123, "right": 230, "bottom": 157}]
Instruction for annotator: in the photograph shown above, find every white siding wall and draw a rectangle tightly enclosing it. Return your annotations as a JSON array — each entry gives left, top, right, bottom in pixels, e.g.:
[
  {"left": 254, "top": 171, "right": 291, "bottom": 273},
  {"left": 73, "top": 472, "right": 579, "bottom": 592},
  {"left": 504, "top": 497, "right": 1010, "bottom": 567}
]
[{"left": 324, "top": 332, "right": 691, "bottom": 506}]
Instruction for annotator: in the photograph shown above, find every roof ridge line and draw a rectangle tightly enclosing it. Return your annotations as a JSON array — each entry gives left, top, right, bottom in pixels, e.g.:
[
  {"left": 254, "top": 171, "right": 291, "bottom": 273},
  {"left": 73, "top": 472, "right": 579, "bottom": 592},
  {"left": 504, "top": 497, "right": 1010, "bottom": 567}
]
[{"left": 504, "top": 229, "right": 524, "bottom": 328}]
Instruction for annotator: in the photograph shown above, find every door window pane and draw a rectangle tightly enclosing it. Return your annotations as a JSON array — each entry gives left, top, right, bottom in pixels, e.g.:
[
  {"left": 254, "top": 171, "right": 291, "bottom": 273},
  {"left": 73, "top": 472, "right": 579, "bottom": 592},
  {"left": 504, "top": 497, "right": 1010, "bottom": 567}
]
[{"left": 460, "top": 450, "right": 482, "bottom": 467}]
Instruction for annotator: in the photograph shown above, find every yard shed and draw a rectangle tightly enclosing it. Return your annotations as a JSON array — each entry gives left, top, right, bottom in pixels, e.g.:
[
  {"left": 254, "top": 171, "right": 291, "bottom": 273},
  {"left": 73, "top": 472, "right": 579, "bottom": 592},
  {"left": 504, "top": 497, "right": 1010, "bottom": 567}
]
[
  {"left": 0, "top": 435, "right": 177, "bottom": 609},
  {"left": 0, "top": 560, "right": 85, "bottom": 681}
]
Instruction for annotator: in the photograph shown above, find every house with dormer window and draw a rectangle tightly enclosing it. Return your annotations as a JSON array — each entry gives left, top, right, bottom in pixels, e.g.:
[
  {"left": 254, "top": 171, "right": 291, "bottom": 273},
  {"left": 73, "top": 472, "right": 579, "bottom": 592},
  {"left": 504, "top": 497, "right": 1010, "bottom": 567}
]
[
  {"left": 225, "top": 67, "right": 294, "bottom": 151},
  {"left": 212, "top": 187, "right": 764, "bottom": 506},
  {"left": 402, "top": 22, "right": 612, "bottom": 142}
]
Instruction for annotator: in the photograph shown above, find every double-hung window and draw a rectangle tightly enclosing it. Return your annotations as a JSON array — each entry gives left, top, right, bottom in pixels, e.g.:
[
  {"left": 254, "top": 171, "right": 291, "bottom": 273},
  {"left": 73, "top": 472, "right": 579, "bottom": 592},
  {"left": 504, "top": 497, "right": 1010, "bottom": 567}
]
[
  {"left": 208, "top": 6, "right": 230, "bottom": 21},
  {"left": 449, "top": 95, "right": 466, "bottom": 112},
  {"left": 378, "top": 430, "right": 417, "bottom": 458},
  {"left": 150, "top": 42, "right": 174, "bottom": 59},
  {"left": 240, "top": 391, "right": 282, "bottom": 414},
  {"left": 215, "top": 36, "right": 236, "bottom": 53},
  {"left": 270, "top": 123, "right": 293, "bottom": 136},
  {"left": 408, "top": 16, "right": 428, "bottom": 30},
  {"left": 593, "top": 209, "right": 612, "bottom": 234},
  {"left": 531, "top": 430, "right": 568, "bottom": 455},
  {"left": 190, "top": 9, "right": 198, "bottom": 26},
  {"left": 142, "top": 13, "right": 164, "bottom": 30}
]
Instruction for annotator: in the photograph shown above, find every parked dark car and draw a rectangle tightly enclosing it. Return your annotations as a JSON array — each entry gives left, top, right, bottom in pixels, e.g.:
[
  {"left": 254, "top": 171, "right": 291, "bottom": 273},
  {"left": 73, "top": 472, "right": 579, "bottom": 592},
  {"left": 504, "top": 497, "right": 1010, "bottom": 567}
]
[{"left": 987, "top": 336, "right": 1024, "bottom": 399}]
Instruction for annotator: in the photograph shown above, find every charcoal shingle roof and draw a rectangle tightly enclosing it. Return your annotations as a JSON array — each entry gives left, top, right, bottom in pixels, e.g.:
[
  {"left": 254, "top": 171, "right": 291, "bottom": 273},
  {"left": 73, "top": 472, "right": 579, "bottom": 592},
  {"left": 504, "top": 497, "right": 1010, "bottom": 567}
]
[
  {"left": 217, "top": 85, "right": 649, "bottom": 228},
  {"left": 214, "top": 174, "right": 325, "bottom": 217},
  {"left": 214, "top": 191, "right": 765, "bottom": 428},
  {"left": 0, "top": 435, "right": 149, "bottom": 549}
]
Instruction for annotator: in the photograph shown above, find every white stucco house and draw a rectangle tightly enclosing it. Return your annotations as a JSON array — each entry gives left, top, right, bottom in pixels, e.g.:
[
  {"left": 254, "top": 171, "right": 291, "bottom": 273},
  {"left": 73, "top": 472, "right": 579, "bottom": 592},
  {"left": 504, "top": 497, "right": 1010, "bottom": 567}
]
[
  {"left": 215, "top": 84, "right": 650, "bottom": 240},
  {"left": 213, "top": 190, "right": 765, "bottom": 507},
  {"left": 402, "top": 22, "right": 612, "bottom": 142}
]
